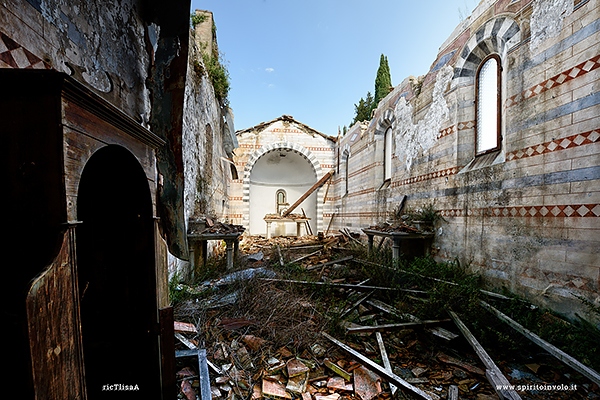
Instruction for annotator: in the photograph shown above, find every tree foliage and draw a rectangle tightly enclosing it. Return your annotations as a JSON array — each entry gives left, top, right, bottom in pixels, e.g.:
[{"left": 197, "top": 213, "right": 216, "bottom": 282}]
[
  {"left": 350, "top": 54, "right": 392, "bottom": 126},
  {"left": 374, "top": 54, "right": 392, "bottom": 107},
  {"left": 351, "top": 91, "right": 374, "bottom": 126}
]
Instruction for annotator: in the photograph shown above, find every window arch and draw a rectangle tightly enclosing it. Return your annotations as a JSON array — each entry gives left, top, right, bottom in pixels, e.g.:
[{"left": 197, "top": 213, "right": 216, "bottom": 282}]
[
  {"left": 343, "top": 150, "right": 350, "bottom": 195},
  {"left": 276, "top": 189, "right": 288, "bottom": 214},
  {"left": 475, "top": 54, "right": 502, "bottom": 155}
]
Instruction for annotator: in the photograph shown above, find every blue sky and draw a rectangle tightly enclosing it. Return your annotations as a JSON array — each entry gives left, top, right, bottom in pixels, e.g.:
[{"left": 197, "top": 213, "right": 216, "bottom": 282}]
[{"left": 190, "top": 0, "right": 478, "bottom": 136}]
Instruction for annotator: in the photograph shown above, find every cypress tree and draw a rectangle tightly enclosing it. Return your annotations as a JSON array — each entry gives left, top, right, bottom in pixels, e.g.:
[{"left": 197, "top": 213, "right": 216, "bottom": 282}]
[{"left": 373, "top": 54, "right": 392, "bottom": 110}]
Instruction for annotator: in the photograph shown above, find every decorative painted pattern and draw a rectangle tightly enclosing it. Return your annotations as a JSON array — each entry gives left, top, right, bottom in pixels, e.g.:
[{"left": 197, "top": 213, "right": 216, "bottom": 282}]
[
  {"left": 438, "top": 120, "right": 476, "bottom": 139},
  {"left": 307, "top": 147, "right": 335, "bottom": 152},
  {"left": 239, "top": 144, "right": 263, "bottom": 149},
  {"left": 505, "top": 54, "right": 600, "bottom": 109},
  {"left": 271, "top": 128, "right": 302, "bottom": 133},
  {"left": 0, "top": 32, "right": 51, "bottom": 69},
  {"left": 507, "top": 128, "right": 600, "bottom": 161},
  {"left": 392, "top": 166, "right": 461, "bottom": 187},
  {"left": 440, "top": 204, "right": 600, "bottom": 218}
]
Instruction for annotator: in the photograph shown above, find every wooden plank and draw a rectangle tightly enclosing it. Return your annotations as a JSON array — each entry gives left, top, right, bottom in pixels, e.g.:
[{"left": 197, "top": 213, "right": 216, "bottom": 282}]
[
  {"left": 448, "top": 310, "right": 521, "bottom": 400},
  {"left": 322, "top": 332, "right": 438, "bottom": 400},
  {"left": 259, "top": 278, "right": 427, "bottom": 294},
  {"left": 301, "top": 208, "right": 313, "bottom": 235},
  {"left": 340, "top": 291, "right": 375, "bottom": 319},
  {"left": 277, "top": 245, "right": 285, "bottom": 267},
  {"left": 480, "top": 301, "right": 600, "bottom": 387},
  {"left": 175, "top": 332, "right": 197, "bottom": 350},
  {"left": 26, "top": 231, "right": 86, "bottom": 400},
  {"left": 347, "top": 320, "right": 451, "bottom": 334},
  {"left": 353, "top": 259, "right": 519, "bottom": 301},
  {"left": 290, "top": 249, "right": 322, "bottom": 264},
  {"left": 283, "top": 170, "right": 334, "bottom": 217},
  {"left": 448, "top": 385, "right": 459, "bottom": 400},
  {"left": 198, "top": 348, "right": 212, "bottom": 400},
  {"left": 365, "top": 298, "right": 418, "bottom": 321},
  {"left": 375, "top": 332, "right": 397, "bottom": 395},
  {"left": 175, "top": 321, "right": 197, "bottom": 333},
  {"left": 326, "top": 212, "right": 336, "bottom": 236},
  {"left": 305, "top": 256, "right": 354, "bottom": 271},
  {"left": 160, "top": 307, "right": 177, "bottom": 400}
]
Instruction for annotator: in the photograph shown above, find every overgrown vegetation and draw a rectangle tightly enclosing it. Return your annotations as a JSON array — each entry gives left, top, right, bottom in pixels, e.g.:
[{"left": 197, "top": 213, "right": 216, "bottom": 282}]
[
  {"left": 190, "top": 13, "right": 206, "bottom": 30},
  {"left": 201, "top": 49, "right": 230, "bottom": 107},
  {"left": 170, "top": 237, "right": 600, "bottom": 377}
]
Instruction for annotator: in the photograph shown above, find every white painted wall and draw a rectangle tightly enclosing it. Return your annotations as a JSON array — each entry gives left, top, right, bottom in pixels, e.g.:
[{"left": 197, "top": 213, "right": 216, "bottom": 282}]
[{"left": 249, "top": 149, "right": 317, "bottom": 236}]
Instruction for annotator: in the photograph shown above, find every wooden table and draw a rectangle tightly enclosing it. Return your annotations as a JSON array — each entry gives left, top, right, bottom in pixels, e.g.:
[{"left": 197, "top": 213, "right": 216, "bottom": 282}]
[
  {"left": 188, "top": 232, "right": 242, "bottom": 270},
  {"left": 264, "top": 217, "right": 310, "bottom": 239},
  {"left": 362, "top": 229, "right": 434, "bottom": 260}
]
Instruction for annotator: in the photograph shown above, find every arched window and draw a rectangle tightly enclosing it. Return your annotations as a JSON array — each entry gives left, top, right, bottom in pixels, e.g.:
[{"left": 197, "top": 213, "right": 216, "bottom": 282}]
[
  {"left": 276, "top": 189, "right": 287, "bottom": 214},
  {"left": 476, "top": 54, "right": 501, "bottom": 155},
  {"left": 343, "top": 150, "right": 350, "bottom": 195},
  {"left": 384, "top": 127, "right": 392, "bottom": 181}
]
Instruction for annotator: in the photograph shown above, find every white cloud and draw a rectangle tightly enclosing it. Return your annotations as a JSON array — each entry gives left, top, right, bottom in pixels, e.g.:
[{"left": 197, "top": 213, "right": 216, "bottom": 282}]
[{"left": 265, "top": 67, "right": 274, "bottom": 73}]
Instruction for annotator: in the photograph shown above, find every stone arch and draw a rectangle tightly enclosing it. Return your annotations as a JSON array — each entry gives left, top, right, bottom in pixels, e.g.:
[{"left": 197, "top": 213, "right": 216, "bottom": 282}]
[
  {"left": 374, "top": 108, "right": 395, "bottom": 137},
  {"left": 242, "top": 142, "right": 325, "bottom": 234},
  {"left": 452, "top": 15, "right": 521, "bottom": 88}
]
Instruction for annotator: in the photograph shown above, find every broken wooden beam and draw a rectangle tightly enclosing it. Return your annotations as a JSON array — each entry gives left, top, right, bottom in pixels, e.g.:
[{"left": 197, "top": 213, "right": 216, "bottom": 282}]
[
  {"left": 277, "top": 245, "right": 284, "bottom": 267},
  {"left": 290, "top": 249, "right": 322, "bottom": 264},
  {"left": 354, "top": 259, "right": 520, "bottom": 301},
  {"left": 346, "top": 319, "right": 451, "bottom": 334},
  {"left": 480, "top": 300, "right": 600, "bottom": 387},
  {"left": 258, "top": 278, "right": 427, "bottom": 294},
  {"left": 375, "top": 332, "right": 397, "bottom": 395},
  {"left": 283, "top": 169, "right": 334, "bottom": 217},
  {"left": 448, "top": 310, "right": 521, "bottom": 400},
  {"left": 365, "top": 298, "right": 419, "bottom": 321},
  {"left": 448, "top": 385, "right": 459, "bottom": 400},
  {"left": 198, "top": 348, "right": 212, "bottom": 400},
  {"left": 340, "top": 291, "right": 374, "bottom": 319},
  {"left": 321, "top": 332, "right": 438, "bottom": 400},
  {"left": 305, "top": 256, "right": 354, "bottom": 271}
]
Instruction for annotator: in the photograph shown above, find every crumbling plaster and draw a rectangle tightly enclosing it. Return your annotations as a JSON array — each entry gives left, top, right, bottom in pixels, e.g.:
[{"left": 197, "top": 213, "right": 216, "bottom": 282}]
[
  {"left": 5, "top": 0, "right": 154, "bottom": 121},
  {"left": 394, "top": 66, "right": 454, "bottom": 170}
]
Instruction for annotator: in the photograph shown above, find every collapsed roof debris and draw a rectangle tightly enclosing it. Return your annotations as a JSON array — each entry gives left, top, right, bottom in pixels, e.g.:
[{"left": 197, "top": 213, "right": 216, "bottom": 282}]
[{"left": 170, "top": 233, "right": 600, "bottom": 400}]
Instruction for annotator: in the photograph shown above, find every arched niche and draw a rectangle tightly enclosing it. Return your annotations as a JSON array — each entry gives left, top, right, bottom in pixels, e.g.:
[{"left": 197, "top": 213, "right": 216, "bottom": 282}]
[
  {"left": 76, "top": 145, "right": 160, "bottom": 398},
  {"left": 245, "top": 144, "right": 323, "bottom": 236}
]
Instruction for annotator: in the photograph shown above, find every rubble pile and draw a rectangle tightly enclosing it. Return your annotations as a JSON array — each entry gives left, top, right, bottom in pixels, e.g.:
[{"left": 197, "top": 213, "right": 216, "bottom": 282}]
[
  {"left": 366, "top": 223, "right": 420, "bottom": 234},
  {"left": 172, "top": 235, "right": 600, "bottom": 400},
  {"left": 190, "top": 218, "right": 245, "bottom": 235}
]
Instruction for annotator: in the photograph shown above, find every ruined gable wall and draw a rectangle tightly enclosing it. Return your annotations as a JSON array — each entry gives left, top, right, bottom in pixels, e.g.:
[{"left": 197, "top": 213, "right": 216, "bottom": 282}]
[
  {"left": 333, "top": 0, "right": 600, "bottom": 322},
  {"left": 232, "top": 119, "right": 336, "bottom": 234}
]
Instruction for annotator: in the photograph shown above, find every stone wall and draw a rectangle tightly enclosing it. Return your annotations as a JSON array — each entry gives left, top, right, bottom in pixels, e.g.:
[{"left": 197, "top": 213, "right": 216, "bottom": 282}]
[
  {"left": 331, "top": 0, "right": 600, "bottom": 322},
  {"left": 169, "top": 17, "right": 238, "bottom": 280}
]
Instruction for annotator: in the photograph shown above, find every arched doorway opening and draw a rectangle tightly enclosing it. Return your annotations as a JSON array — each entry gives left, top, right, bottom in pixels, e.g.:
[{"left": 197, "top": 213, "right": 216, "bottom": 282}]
[
  {"left": 249, "top": 148, "right": 317, "bottom": 236},
  {"left": 76, "top": 145, "right": 160, "bottom": 397}
]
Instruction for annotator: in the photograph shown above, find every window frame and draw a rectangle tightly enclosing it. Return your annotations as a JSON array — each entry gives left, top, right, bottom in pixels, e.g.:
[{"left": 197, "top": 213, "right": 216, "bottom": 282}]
[
  {"left": 343, "top": 150, "right": 350, "bottom": 196},
  {"left": 383, "top": 127, "right": 392, "bottom": 182},
  {"left": 475, "top": 53, "right": 502, "bottom": 156}
]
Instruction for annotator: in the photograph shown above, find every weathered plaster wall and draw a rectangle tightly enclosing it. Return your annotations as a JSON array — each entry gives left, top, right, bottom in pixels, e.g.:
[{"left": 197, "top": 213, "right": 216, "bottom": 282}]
[
  {"left": 0, "top": 0, "right": 153, "bottom": 121},
  {"left": 170, "top": 26, "right": 236, "bottom": 280},
  {"left": 332, "top": 0, "right": 600, "bottom": 323},
  {"left": 232, "top": 117, "right": 337, "bottom": 235}
]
